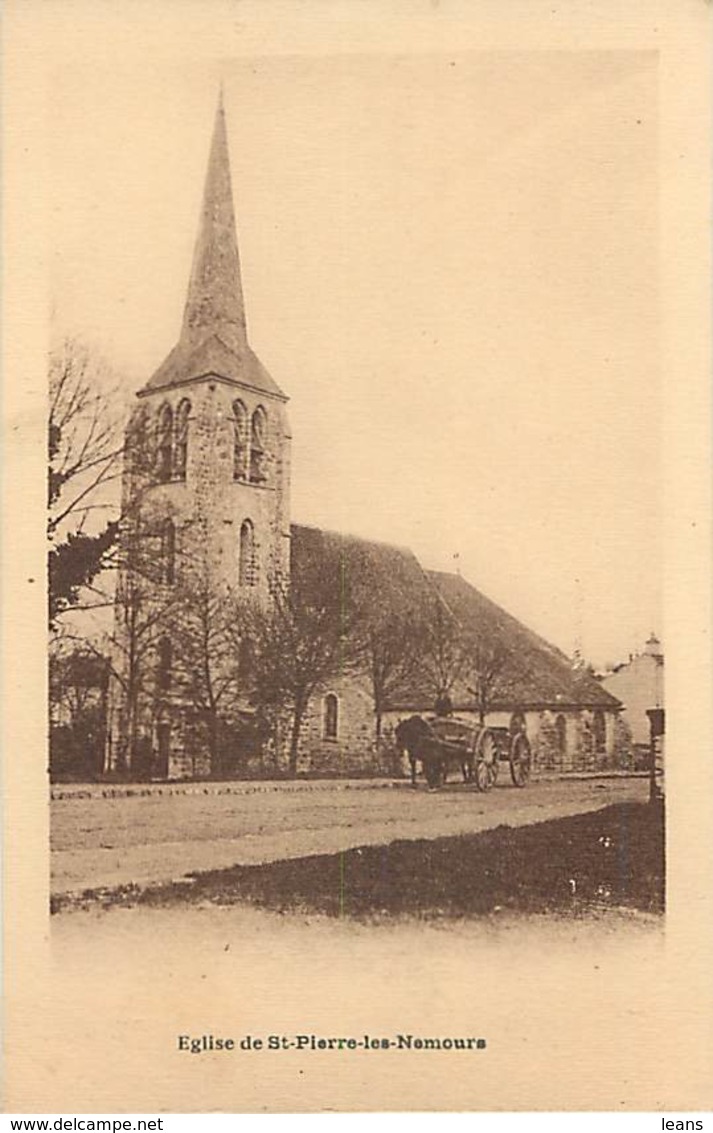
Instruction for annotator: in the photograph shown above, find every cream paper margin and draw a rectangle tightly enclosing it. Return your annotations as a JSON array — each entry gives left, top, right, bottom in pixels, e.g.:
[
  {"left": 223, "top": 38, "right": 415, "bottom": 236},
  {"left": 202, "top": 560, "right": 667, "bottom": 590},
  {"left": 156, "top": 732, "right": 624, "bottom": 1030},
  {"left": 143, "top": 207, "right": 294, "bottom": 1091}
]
[{"left": 2, "top": 0, "right": 712, "bottom": 1113}]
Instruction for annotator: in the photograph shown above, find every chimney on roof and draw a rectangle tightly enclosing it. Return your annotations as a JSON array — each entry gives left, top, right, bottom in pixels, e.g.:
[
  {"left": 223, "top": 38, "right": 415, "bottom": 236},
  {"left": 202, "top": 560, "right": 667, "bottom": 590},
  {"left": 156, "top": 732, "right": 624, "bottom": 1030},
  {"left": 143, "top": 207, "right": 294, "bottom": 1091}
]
[{"left": 644, "top": 633, "right": 663, "bottom": 659}]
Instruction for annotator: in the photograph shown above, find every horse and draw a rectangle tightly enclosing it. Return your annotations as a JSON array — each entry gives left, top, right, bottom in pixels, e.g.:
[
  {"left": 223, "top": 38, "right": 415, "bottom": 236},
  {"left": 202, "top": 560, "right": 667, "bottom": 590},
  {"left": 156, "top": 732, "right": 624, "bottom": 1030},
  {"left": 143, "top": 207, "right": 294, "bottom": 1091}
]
[
  {"left": 395, "top": 715, "right": 433, "bottom": 787},
  {"left": 394, "top": 715, "right": 451, "bottom": 789},
  {"left": 395, "top": 714, "right": 478, "bottom": 789}
]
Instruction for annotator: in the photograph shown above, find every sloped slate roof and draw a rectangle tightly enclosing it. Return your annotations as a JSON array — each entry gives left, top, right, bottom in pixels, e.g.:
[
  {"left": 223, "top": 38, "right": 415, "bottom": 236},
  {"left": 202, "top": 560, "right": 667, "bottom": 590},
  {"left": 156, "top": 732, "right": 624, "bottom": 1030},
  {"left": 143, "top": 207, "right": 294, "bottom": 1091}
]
[
  {"left": 289, "top": 524, "right": 621, "bottom": 713},
  {"left": 290, "top": 523, "right": 430, "bottom": 597},
  {"left": 424, "top": 570, "right": 620, "bottom": 711}
]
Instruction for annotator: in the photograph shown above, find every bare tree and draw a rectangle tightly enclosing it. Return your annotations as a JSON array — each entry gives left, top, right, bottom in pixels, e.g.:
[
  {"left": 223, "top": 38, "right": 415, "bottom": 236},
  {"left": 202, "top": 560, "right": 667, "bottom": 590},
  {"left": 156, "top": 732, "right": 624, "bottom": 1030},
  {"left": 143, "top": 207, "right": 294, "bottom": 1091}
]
[
  {"left": 465, "top": 635, "right": 513, "bottom": 724},
  {"left": 250, "top": 551, "right": 357, "bottom": 776},
  {"left": 100, "top": 519, "right": 180, "bottom": 773},
  {"left": 167, "top": 570, "right": 255, "bottom": 776},
  {"left": 48, "top": 338, "right": 125, "bottom": 627},
  {"left": 419, "top": 593, "right": 469, "bottom": 707},
  {"left": 48, "top": 338, "right": 123, "bottom": 534},
  {"left": 49, "top": 641, "right": 108, "bottom": 727},
  {"left": 49, "top": 641, "right": 109, "bottom": 779},
  {"left": 360, "top": 614, "right": 421, "bottom": 742},
  {"left": 345, "top": 543, "right": 424, "bottom": 741}
]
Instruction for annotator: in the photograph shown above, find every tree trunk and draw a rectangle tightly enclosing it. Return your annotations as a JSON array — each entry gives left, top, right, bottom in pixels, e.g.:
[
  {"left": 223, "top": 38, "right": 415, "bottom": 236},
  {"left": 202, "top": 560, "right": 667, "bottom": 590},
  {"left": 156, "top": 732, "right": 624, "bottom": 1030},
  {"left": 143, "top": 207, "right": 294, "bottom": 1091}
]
[
  {"left": 288, "top": 706, "right": 304, "bottom": 777},
  {"left": 477, "top": 689, "right": 486, "bottom": 726},
  {"left": 99, "top": 662, "right": 110, "bottom": 773},
  {"left": 126, "top": 686, "right": 140, "bottom": 775},
  {"left": 208, "top": 711, "right": 221, "bottom": 778}
]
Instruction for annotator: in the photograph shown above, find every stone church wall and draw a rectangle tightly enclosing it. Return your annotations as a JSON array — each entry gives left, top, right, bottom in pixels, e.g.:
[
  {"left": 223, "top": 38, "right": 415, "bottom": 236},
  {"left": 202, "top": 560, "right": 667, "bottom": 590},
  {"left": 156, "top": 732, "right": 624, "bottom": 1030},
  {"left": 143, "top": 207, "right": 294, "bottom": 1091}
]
[{"left": 295, "top": 676, "right": 401, "bottom": 776}]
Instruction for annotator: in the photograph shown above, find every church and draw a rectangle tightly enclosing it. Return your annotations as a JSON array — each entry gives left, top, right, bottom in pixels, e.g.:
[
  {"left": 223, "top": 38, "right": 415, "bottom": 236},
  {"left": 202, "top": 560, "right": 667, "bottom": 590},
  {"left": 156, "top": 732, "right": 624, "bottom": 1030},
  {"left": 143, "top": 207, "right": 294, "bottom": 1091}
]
[{"left": 105, "top": 95, "right": 622, "bottom": 781}]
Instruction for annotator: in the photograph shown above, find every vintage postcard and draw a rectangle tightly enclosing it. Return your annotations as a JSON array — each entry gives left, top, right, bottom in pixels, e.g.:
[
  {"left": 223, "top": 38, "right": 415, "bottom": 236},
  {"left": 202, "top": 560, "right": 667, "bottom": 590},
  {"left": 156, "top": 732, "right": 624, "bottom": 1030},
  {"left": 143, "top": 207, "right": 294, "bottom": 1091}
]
[{"left": 3, "top": 0, "right": 712, "bottom": 1115}]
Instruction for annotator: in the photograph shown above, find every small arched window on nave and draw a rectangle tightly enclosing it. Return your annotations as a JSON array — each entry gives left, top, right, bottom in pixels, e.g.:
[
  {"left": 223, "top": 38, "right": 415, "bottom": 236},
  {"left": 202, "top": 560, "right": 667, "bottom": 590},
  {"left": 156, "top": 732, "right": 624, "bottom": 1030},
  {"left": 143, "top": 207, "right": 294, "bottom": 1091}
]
[
  {"left": 323, "top": 693, "right": 339, "bottom": 741},
  {"left": 174, "top": 398, "right": 191, "bottom": 481},
  {"left": 239, "top": 519, "right": 256, "bottom": 587},
  {"left": 249, "top": 406, "right": 268, "bottom": 484},
  {"left": 156, "top": 402, "right": 173, "bottom": 483},
  {"left": 555, "top": 713, "right": 567, "bottom": 757},
  {"left": 232, "top": 400, "right": 248, "bottom": 481},
  {"left": 593, "top": 710, "right": 606, "bottom": 755}
]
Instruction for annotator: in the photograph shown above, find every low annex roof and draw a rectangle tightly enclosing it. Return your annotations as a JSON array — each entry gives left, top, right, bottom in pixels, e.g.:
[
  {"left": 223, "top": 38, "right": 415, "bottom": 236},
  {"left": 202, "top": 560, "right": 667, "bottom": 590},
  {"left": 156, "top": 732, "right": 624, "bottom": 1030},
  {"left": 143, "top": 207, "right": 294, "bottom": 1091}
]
[
  {"left": 289, "top": 524, "right": 621, "bottom": 714},
  {"left": 423, "top": 570, "right": 621, "bottom": 712}
]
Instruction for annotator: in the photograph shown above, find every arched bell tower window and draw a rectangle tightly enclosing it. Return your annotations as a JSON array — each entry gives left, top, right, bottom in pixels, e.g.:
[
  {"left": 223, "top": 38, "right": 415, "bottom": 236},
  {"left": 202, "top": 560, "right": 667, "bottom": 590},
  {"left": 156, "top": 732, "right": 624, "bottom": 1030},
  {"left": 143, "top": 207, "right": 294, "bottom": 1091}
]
[
  {"left": 232, "top": 400, "right": 248, "bottom": 481},
  {"left": 239, "top": 519, "right": 256, "bottom": 587},
  {"left": 156, "top": 402, "right": 173, "bottom": 483},
  {"left": 323, "top": 693, "right": 339, "bottom": 741},
  {"left": 249, "top": 406, "right": 268, "bottom": 484},
  {"left": 127, "top": 406, "right": 149, "bottom": 476},
  {"left": 174, "top": 399, "right": 191, "bottom": 481}
]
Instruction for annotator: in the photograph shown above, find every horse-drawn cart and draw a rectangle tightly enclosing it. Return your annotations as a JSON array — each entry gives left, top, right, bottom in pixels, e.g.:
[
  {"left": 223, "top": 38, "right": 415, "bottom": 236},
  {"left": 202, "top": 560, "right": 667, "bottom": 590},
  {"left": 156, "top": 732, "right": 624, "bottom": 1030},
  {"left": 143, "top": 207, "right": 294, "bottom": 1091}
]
[{"left": 395, "top": 714, "right": 532, "bottom": 791}]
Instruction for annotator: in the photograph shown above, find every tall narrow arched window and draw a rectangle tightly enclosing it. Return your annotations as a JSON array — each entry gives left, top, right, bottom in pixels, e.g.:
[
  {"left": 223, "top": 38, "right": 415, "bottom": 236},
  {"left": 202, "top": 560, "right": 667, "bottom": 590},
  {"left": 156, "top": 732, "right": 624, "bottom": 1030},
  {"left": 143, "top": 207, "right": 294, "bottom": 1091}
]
[
  {"left": 232, "top": 400, "right": 248, "bottom": 481},
  {"left": 249, "top": 406, "right": 267, "bottom": 483},
  {"left": 156, "top": 402, "right": 173, "bottom": 483},
  {"left": 157, "top": 637, "right": 172, "bottom": 691},
  {"left": 174, "top": 398, "right": 191, "bottom": 480},
  {"left": 160, "top": 520, "right": 176, "bottom": 585},
  {"left": 323, "top": 693, "right": 339, "bottom": 741},
  {"left": 239, "top": 519, "right": 255, "bottom": 586},
  {"left": 593, "top": 710, "right": 606, "bottom": 754},
  {"left": 127, "top": 406, "right": 149, "bottom": 476},
  {"left": 555, "top": 713, "right": 567, "bottom": 757}
]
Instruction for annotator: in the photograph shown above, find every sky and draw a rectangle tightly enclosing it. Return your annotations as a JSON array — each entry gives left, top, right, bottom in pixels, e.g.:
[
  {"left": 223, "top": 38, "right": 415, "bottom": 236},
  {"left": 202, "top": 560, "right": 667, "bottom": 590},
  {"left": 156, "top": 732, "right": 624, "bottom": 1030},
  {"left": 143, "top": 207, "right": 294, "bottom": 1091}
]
[{"left": 49, "top": 51, "right": 661, "bottom": 668}]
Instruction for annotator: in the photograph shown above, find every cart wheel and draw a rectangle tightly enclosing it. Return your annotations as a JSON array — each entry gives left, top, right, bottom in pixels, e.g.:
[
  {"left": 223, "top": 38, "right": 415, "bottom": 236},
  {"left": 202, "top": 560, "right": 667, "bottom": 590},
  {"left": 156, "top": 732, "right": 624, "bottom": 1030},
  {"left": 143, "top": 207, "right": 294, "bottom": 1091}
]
[
  {"left": 474, "top": 759, "right": 490, "bottom": 792},
  {"left": 476, "top": 729, "right": 497, "bottom": 792},
  {"left": 510, "top": 733, "right": 532, "bottom": 787}
]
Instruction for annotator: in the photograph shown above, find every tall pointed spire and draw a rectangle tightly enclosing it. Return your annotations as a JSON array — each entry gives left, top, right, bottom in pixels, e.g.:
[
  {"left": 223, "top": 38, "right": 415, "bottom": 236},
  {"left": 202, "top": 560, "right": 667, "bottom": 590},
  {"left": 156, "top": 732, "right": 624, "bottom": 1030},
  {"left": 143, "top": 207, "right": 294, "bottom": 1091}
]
[
  {"left": 181, "top": 92, "right": 247, "bottom": 352},
  {"left": 141, "top": 93, "right": 285, "bottom": 400}
]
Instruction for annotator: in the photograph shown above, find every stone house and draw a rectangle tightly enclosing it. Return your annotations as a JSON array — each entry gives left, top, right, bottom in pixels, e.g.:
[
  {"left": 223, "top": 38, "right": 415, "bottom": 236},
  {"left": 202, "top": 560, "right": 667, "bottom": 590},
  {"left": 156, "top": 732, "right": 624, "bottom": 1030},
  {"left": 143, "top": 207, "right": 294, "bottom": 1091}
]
[
  {"left": 601, "top": 635, "right": 664, "bottom": 753},
  {"left": 105, "top": 95, "right": 622, "bottom": 780}
]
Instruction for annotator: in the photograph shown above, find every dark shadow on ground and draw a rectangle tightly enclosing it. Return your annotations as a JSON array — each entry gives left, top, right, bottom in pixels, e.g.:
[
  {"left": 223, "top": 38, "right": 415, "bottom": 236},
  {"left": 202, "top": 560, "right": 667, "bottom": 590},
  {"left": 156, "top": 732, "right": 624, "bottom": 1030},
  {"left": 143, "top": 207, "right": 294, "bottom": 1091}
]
[{"left": 52, "top": 800, "right": 664, "bottom": 920}]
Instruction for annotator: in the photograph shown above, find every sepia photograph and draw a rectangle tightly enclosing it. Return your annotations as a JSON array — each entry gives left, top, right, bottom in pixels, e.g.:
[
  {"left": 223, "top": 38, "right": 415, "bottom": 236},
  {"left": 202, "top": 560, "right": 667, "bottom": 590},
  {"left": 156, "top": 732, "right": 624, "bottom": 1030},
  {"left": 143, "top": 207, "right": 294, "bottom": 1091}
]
[
  {"left": 3, "top": 0, "right": 712, "bottom": 1116},
  {"left": 49, "top": 53, "right": 663, "bottom": 916}
]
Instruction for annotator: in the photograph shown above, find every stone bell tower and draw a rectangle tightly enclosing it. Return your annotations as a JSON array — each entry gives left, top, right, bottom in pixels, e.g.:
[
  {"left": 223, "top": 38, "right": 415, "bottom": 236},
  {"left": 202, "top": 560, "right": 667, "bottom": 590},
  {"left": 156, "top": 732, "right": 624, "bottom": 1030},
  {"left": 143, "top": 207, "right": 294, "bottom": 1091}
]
[
  {"left": 105, "top": 93, "right": 291, "bottom": 777},
  {"left": 135, "top": 90, "right": 292, "bottom": 595}
]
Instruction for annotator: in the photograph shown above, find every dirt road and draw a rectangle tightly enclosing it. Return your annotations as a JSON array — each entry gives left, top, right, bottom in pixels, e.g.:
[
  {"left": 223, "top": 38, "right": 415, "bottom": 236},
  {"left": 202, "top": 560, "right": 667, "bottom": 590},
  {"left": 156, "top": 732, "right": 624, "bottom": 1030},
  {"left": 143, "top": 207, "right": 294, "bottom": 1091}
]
[{"left": 51, "top": 775, "right": 648, "bottom": 896}]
